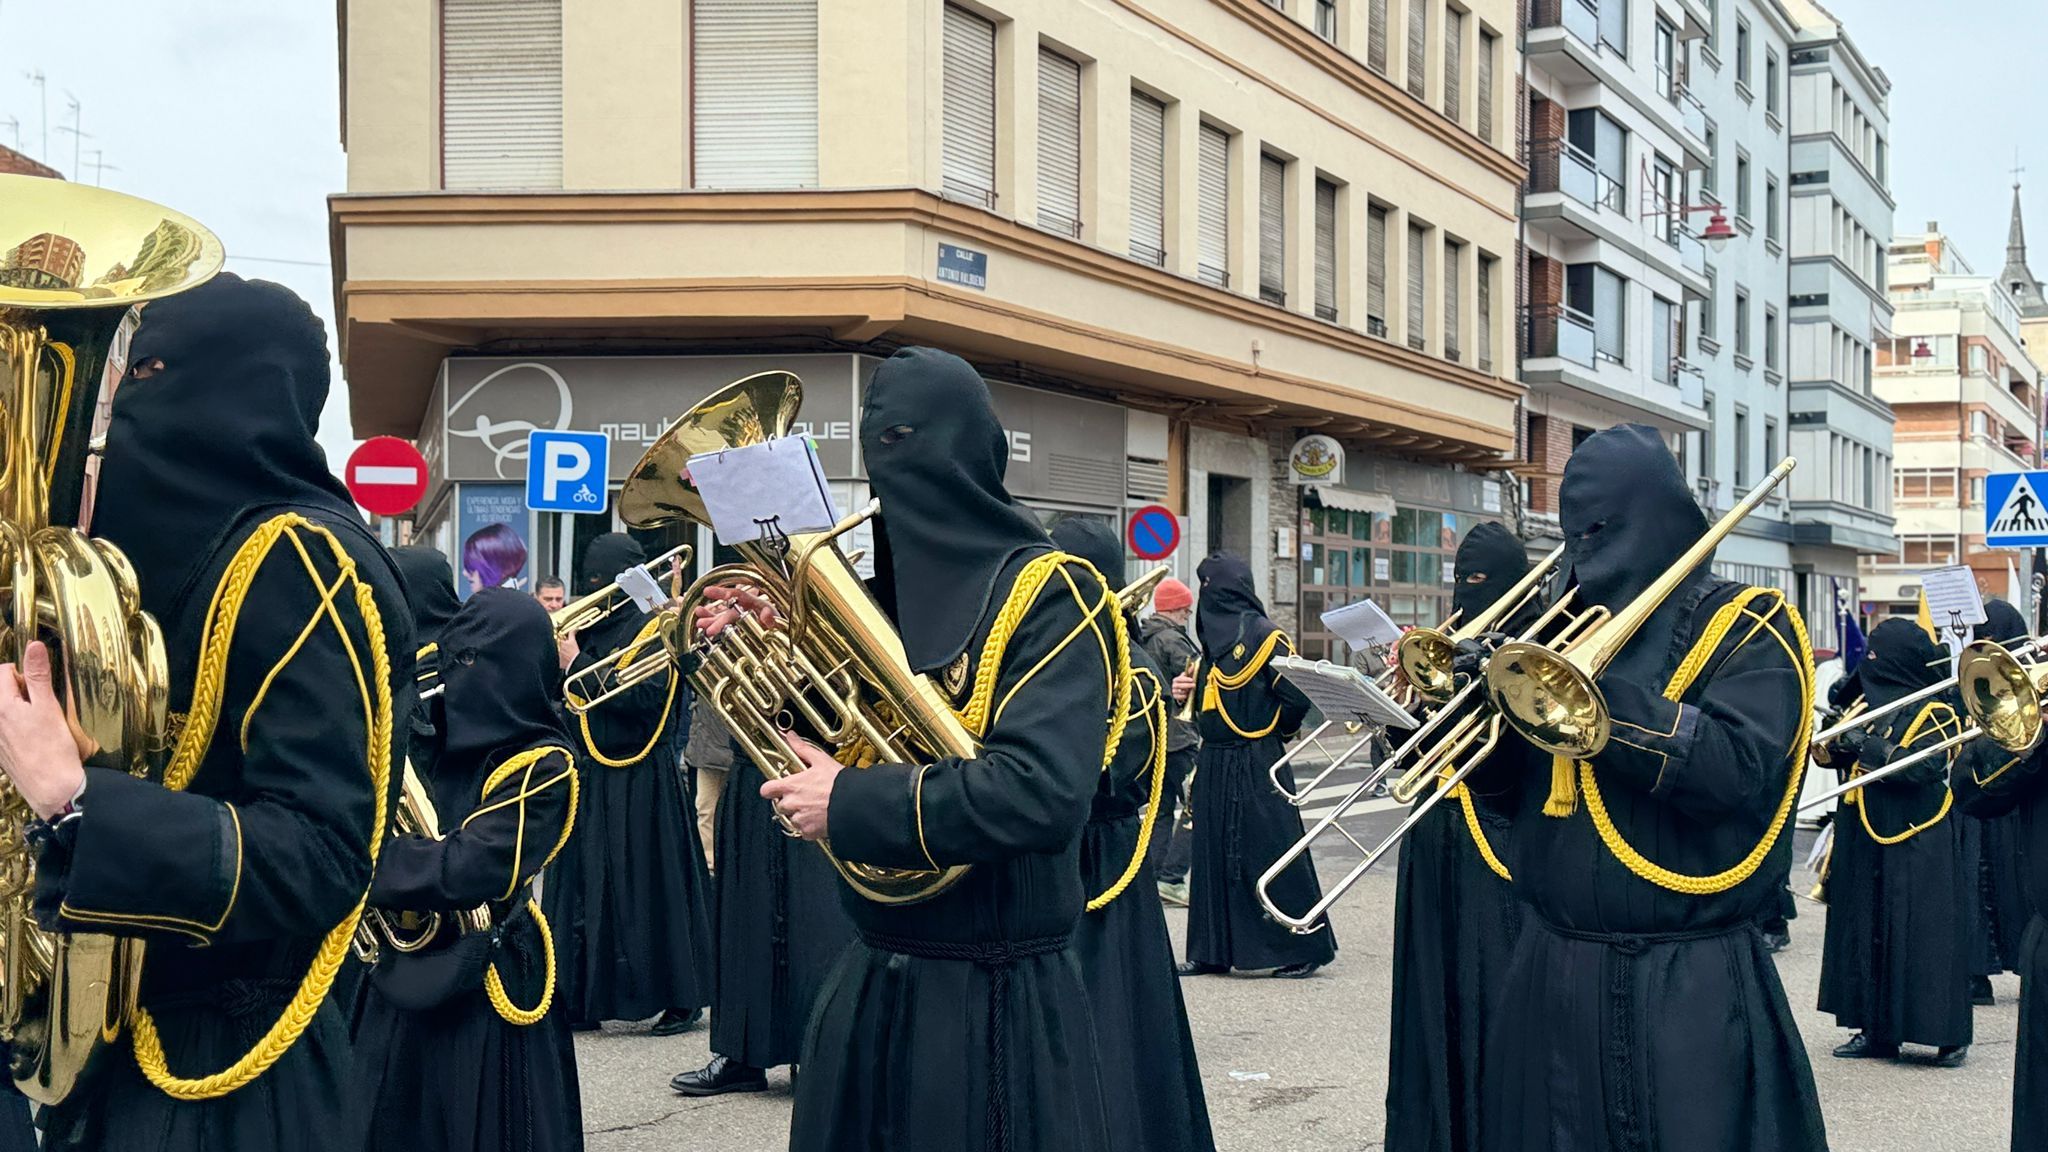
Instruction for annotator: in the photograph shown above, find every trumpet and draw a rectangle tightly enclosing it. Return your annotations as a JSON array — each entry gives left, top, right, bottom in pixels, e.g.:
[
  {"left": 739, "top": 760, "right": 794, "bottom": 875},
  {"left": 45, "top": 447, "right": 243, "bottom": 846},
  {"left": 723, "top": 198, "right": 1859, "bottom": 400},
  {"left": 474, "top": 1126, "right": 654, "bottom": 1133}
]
[
  {"left": 1256, "top": 548, "right": 1584, "bottom": 934},
  {"left": 352, "top": 762, "right": 491, "bottom": 964},
  {"left": 1484, "top": 457, "right": 1798, "bottom": 761},
  {"left": 554, "top": 543, "right": 693, "bottom": 714},
  {"left": 1799, "top": 636, "right": 2048, "bottom": 814}
]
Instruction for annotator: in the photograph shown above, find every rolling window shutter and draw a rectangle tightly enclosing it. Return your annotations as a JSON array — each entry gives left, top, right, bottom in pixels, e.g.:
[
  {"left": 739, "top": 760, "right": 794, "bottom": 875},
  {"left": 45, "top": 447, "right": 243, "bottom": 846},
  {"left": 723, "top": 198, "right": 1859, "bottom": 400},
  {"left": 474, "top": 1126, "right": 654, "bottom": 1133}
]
[
  {"left": 1197, "top": 125, "right": 1230, "bottom": 286},
  {"left": 1444, "top": 8, "right": 1463, "bottom": 123},
  {"left": 942, "top": 5, "right": 998, "bottom": 205},
  {"left": 1314, "top": 180, "right": 1338, "bottom": 320},
  {"left": 1368, "top": 0, "right": 1390, "bottom": 74},
  {"left": 693, "top": 0, "right": 818, "bottom": 189},
  {"left": 1129, "top": 91, "right": 1168, "bottom": 266},
  {"left": 1407, "top": 0, "right": 1427, "bottom": 99},
  {"left": 1367, "top": 204, "right": 1389, "bottom": 332},
  {"left": 1407, "top": 221, "right": 1428, "bottom": 349},
  {"left": 1036, "top": 49, "right": 1083, "bottom": 236},
  {"left": 441, "top": 0, "right": 563, "bottom": 190},
  {"left": 1259, "top": 153, "right": 1287, "bottom": 303}
]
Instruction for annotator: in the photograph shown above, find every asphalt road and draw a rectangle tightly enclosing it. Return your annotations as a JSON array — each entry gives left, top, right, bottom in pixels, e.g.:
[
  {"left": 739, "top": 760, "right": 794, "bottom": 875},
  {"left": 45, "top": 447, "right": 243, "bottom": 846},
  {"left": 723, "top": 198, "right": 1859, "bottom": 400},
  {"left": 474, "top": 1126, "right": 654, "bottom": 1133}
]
[{"left": 577, "top": 803, "right": 2018, "bottom": 1151}]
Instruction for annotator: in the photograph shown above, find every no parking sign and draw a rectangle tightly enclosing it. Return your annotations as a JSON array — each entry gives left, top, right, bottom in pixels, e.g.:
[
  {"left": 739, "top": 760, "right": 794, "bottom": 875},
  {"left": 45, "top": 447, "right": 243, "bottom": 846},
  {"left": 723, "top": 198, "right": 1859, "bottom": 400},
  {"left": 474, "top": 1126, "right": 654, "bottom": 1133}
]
[{"left": 1126, "top": 504, "right": 1181, "bottom": 561}]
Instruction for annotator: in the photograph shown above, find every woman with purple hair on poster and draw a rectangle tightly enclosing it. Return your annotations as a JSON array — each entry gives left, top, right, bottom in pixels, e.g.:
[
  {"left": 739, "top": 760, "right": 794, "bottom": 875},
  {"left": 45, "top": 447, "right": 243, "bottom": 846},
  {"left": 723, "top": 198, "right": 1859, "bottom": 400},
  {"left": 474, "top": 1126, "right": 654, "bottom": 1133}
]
[{"left": 462, "top": 521, "right": 529, "bottom": 594}]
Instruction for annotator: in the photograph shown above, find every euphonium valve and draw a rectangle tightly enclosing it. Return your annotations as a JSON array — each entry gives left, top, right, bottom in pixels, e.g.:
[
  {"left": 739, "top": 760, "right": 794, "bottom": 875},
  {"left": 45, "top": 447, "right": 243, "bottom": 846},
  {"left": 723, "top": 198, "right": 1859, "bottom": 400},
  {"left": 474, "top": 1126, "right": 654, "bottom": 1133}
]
[{"left": 0, "top": 174, "right": 222, "bottom": 1102}]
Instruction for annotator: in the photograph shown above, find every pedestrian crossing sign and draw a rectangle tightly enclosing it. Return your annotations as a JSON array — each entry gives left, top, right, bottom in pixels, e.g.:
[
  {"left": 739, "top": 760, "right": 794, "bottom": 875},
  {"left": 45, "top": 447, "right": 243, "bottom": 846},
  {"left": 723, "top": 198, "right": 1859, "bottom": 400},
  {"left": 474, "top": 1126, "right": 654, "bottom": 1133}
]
[{"left": 1985, "top": 470, "right": 2048, "bottom": 548}]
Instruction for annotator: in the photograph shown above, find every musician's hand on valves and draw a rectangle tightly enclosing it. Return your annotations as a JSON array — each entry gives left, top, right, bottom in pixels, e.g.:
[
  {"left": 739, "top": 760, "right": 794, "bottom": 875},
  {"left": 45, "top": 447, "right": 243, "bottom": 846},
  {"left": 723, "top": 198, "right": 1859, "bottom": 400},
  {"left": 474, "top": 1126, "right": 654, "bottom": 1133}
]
[
  {"left": 557, "top": 631, "right": 579, "bottom": 672},
  {"left": 693, "top": 584, "right": 779, "bottom": 639},
  {"left": 0, "top": 642, "right": 87, "bottom": 820},
  {"left": 761, "top": 733, "right": 841, "bottom": 841},
  {"left": 1450, "top": 638, "right": 1491, "bottom": 686},
  {"left": 1171, "top": 672, "right": 1197, "bottom": 703}
]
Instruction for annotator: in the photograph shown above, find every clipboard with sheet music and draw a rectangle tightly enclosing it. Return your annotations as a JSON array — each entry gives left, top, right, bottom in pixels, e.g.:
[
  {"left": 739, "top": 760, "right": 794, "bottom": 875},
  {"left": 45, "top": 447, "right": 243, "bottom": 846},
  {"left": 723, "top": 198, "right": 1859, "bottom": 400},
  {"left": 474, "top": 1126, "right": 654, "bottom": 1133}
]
[{"left": 1271, "top": 655, "right": 1418, "bottom": 731}]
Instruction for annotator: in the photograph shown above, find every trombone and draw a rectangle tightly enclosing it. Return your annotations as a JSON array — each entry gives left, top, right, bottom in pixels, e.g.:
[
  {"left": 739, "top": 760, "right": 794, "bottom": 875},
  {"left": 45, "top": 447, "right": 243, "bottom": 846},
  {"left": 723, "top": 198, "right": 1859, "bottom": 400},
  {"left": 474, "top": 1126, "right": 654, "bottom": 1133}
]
[
  {"left": 1118, "top": 564, "right": 1171, "bottom": 615},
  {"left": 1799, "top": 636, "right": 2048, "bottom": 813},
  {"left": 555, "top": 542, "right": 695, "bottom": 714},
  {"left": 1254, "top": 546, "right": 1576, "bottom": 934}
]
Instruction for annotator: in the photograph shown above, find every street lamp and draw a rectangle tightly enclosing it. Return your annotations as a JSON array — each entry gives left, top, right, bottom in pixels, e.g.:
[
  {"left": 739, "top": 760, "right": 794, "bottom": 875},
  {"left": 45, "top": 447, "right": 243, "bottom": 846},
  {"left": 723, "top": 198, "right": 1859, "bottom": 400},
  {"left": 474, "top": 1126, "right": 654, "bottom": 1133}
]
[
  {"left": 1700, "top": 209, "right": 1736, "bottom": 253},
  {"left": 1913, "top": 339, "right": 1934, "bottom": 361}
]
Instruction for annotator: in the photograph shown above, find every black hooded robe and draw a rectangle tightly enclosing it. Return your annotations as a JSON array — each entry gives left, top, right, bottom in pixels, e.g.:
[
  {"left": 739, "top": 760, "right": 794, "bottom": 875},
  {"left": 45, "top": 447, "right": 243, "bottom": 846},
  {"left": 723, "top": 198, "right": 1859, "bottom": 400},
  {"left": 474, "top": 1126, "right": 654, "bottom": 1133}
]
[
  {"left": 1384, "top": 521, "right": 1527, "bottom": 1152},
  {"left": 708, "top": 729, "right": 856, "bottom": 1070},
  {"left": 1961, "top": 600, "right": 2033, "bottom": 978},
  {"left": 1184, "top": 553, "right": 1335, "bottom": 972},
  {"left": 1956, "top": 732, "right": 2048, "bottom": 1150},
  {"left": 347, "top": 589, "right": 583, "bottom": 1152},
  {"left": 545, "top": 534, "right": 713, "bottom": 1027},
  {"left": 31, "top": 275, "right": 413, "bottom": 1152},
  {"left": 788, "top": 348, "right": 1121, "bottom": 1152},
  {"left": 1052, "top": 520, "right": 1214, "bottom": 1152},
  {"left": 1474, "top": 425, "right": 1825, "bottom": 1152},
  {"left": 1816, "top": 620, "right": 1975, "bottom": 1051}
]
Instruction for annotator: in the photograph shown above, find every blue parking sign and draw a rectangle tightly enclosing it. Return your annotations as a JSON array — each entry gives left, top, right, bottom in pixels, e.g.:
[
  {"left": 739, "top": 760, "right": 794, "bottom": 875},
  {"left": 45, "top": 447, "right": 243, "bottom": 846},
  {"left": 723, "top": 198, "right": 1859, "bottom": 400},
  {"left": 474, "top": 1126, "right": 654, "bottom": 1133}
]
[{"left": 525, "top": 430, "right": 610, "bottom": 514}]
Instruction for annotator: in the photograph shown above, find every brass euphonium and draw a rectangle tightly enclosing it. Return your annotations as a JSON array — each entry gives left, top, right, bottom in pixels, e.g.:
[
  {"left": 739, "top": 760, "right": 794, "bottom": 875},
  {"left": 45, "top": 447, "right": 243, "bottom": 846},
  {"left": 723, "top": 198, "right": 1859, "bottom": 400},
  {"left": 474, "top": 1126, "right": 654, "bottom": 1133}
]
[
  {"left": 351, "top": 761, "right": 491, "bottom": 964},
  {"left": 612, "top": 371, "right": 979, "bottom": 904},
  {"left": 0, "top": 174, "right": 221, "bottom": 1101}
]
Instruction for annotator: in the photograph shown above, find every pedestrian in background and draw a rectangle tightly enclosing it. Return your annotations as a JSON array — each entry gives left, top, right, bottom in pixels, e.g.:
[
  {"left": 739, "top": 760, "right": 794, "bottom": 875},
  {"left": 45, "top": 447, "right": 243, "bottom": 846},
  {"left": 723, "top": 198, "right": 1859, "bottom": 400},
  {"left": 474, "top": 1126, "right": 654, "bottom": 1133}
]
[{"left": 1139, "top": 577, "right": 1200, "bottom": 906}]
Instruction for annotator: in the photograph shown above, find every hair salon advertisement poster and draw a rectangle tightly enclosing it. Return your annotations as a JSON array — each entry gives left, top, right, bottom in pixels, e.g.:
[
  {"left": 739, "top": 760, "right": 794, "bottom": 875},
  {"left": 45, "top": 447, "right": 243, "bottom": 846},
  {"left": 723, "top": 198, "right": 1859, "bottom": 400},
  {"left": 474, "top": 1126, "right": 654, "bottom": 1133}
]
[{"left": 457, "top": 484, "right": 532, "bottom": 598}]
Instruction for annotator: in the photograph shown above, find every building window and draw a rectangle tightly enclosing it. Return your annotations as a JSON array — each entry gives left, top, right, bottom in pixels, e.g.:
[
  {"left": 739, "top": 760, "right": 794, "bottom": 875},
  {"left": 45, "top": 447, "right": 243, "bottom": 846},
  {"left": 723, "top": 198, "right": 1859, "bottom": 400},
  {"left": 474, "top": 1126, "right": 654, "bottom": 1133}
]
[
  {"left": 1735, "top": 152, "right": 1751, "bottom": 221},
  {"left": 1128, "top": 90, "right": 1168, "bottom": 267},
  {"left": 1478, "top": 30, "right": 1497, "bottom": 145},
  {"left": 1443, "top": 6, "right": 1464, "bottom": 123},
  {"left": 1196, "top": 124, "right": 1231, "bottom": 287},
  {"left": 1259, "top": 152, "right": 1288, "bottom": 306},
  {"left": 1765, "top": 51, "right": 1781, "bottom": 116},
  {"left": 1407, "top": 220, "right": 1430, "bottom": 350},
  {"left": 941, "top": 4, "right": 998, "bottom": 207},
  {"left": 1567, "top": 108, "right": 1628, "bottom": 213},
  {"left": 1765, "top": 174, "right": 1779, "bottom": 242},
  {"left": 1733, "top": 287, "right": 1750, "bottom": 357},
  {"left": 1734, "top": 406, "right": 1750, "bottom": 488},
  {"left": 1764, "top": 305, "right": 1779, "bottom": 369},
  {"left": 1368, "top": 0, "right": 1390, "bottom": 74},
  {"left": 1036, "top": 48, "right": 1084, "bottom": 237},
  {"left": 1654, "top": 18, "right": 1678, "bottom": 101},
  {"left": 1477, "top": 251, "right": 1496, "bottom": 371},
  {"left": 1407, "top": 0, "right": 1428, "bottom": 99},
  {"left": 1971, "top": 410, "right": 1990, "bottom": 439},
  {"left": 1652, "top": 295, "right": 1676, "bottom": 386},
  {"left": 1316, "top": 0, "right": 1338, "bottom": 42},
  {"left": 1314, "top": 178, "right": 1339, "bottom": 321},
  {"left": 1764, "top": 417, "right": 1779, "bottom": 472},
  {"left": 692, "top": 0, "right": 819, "bottom": 190},
  {"left": 441, "top": 0, "right": 564, "bottom": 190},
  {"left": 1702, "top": 390, "right": 1717, "bottom": 487},
  {"left": 1566, "top": 263, "right": 1627, "bottom": 365},
  {"left": 1735, "top": 19, "right": 1752, "bottom": 90},
  {"left": 1367, "top": 203, "right": 1390, "bottom": 337},
  {"left": 1652, "top": 155, "right": 1678, "bottom": 245},
  {"left": 1970, "top": 344, "right": 1990, "bottom": 375},
  {"left": 1703, "top": 122, "right": 1718, "bottom": 195},
  {"left": 1598, "top": 0, "right": 1626, "bottom": 57},
  {"left": 1708, "top": 0, "right": 1720, "bottom": 52},
  {"left": 1701, "top": 266, "right": 1717, "bottom": 341},
  {"left": 1444, "top": 237, "right": 1463, "bottom": 361}
]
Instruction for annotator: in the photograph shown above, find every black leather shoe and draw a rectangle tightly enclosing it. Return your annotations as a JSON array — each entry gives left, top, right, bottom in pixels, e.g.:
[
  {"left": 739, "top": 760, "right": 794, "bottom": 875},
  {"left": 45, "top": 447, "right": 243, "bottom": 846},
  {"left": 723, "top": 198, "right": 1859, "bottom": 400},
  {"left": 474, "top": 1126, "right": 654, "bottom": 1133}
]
[
  {"left": 1971, "top": 975, "right": 1996, "bottom": 1006},
  {"left": 1760, "top": 930, "right": 1791, "bottom": 954},
  {"left": 671, "top": 1055, "right": 768, "bottom": 1097},
  {"left": 1934, "top": 1045, "right": 1970, "bottom": 1068},
  {"left": 649, "top": 1007, "right": 703, "bottom": 1037},
  {"left": 1272, "top": 962, "right": 1322, "bottom": 979},
  {"left": 1175, "top": 961, "right": 1226, "bottom": 977},
  {"left": 1832, "top": 1033, "right": 1898, "bottom": 1059}
]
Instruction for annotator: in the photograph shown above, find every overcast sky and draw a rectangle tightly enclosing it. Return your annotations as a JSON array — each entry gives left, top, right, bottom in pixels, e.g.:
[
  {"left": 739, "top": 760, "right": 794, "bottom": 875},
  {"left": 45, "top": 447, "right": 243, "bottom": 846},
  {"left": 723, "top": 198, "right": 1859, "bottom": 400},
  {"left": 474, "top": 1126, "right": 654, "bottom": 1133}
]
[{"left": 1, "top": 0, "right": 2042, "bottom": 478}]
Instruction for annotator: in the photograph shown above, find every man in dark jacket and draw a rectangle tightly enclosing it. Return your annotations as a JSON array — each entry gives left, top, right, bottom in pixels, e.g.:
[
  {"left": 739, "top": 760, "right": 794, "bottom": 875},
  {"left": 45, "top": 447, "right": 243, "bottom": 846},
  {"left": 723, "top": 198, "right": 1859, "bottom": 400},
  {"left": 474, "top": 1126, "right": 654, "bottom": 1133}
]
[{"left": 1139, "top": 578, "right": 1200, "bottom": 903}]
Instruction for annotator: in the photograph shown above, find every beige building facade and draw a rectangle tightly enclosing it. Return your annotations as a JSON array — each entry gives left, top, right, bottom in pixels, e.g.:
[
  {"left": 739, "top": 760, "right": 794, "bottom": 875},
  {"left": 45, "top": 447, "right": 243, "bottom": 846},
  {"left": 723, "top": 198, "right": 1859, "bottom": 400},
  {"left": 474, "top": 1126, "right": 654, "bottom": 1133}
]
[{"left": 332, "top": 0, "right": 1523, "bottom": 636}]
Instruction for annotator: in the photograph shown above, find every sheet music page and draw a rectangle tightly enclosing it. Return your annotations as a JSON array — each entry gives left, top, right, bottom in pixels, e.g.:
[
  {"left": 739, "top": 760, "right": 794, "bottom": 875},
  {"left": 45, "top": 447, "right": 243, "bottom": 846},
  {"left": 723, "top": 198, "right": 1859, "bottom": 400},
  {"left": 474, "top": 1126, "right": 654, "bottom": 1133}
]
[
  {"left": 1271, "top": 655, "right": 1417, "bottom": 730},
  {"left": 686, "top": 437, "right": 840, "bottom": 545},
  {"left": 1320, "top": 599, "right": 1403, "bottom": 651}
]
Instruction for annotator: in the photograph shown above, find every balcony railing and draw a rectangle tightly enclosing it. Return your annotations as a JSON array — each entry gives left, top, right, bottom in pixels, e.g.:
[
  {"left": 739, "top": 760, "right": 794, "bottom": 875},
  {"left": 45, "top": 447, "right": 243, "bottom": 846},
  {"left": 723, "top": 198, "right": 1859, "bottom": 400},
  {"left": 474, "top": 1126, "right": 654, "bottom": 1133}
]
[
  {"left": 1523, "top": 305, "right": 1597, "bottom": 368},
  {"left": 1678, "top": 86, "right": 1709, "bottom": 144},
  {"left": 1531, "top": 0, "right": 1600, "bottom": 49},
  {"left": 1678, "top": 227, "right": 1706, "bottom": 276},
  {"left": 1526, "top": 140, "right": 1622, "bottom": 214}
]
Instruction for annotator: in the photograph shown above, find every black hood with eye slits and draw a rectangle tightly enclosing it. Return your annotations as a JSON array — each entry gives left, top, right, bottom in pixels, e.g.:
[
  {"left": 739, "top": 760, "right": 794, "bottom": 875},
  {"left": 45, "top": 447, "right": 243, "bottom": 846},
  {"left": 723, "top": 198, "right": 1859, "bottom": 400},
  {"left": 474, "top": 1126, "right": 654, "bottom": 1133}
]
[
  {"left": 432, "top": 588, "right": 570, "bottom": 820},
  {"left": 861, "top": 348, "right": 1050, "bottom": 673},
  {"left": 1452, "top": 521, "right": 1532, "bottom": 624}
]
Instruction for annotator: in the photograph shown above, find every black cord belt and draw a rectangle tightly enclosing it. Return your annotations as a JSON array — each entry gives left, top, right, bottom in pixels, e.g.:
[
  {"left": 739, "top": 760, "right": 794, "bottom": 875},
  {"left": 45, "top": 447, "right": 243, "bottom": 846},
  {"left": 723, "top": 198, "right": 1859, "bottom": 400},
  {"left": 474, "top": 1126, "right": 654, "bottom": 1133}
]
[
  {"left": 1536, "top": 917, "right": 1754, "bottom": 955},
  {"left": 858, "top": 930, "right": 1072, "bottom": 1152}
]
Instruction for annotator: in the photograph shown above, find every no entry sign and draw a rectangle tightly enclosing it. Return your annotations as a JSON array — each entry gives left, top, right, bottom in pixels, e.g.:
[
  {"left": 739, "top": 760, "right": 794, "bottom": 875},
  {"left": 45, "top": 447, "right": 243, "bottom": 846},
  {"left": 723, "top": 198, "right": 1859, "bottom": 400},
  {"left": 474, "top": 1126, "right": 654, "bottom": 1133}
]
[
  {"left": 345, "top": 436, "right": 429, "bottom": 517},
  {"left": 1126, "top": 504, "right": 1181, "bottom": 561}
]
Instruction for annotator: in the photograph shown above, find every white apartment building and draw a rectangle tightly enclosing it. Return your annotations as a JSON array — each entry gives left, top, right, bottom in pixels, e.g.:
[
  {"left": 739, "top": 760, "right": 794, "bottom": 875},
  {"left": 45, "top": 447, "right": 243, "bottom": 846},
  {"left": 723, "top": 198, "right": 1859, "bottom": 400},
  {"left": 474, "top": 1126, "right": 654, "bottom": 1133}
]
[
  {"left": 1781, "top": 0, "right": 1897, "bottom": 646},
  {"left": 1683, "top": 0, "right": 1797, "bottom": 604}
]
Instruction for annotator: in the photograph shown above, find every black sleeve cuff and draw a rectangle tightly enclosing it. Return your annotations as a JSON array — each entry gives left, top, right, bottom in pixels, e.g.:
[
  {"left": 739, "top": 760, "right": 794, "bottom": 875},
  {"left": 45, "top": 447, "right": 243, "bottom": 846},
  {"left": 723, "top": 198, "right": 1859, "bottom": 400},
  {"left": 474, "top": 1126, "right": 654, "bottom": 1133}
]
[
  {"left": 1595, "top": 678, "right": 1696, "bottom": 793},
  {"left": 825, "top": 762, "right": 932, "bottom": 871}
]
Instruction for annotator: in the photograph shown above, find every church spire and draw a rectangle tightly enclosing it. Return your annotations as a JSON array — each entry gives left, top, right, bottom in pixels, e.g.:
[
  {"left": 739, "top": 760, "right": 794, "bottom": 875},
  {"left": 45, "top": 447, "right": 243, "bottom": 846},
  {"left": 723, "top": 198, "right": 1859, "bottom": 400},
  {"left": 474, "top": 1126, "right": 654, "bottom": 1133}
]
[{"left": 2001, "top": 180, "right": 2048, "bottom": 318}]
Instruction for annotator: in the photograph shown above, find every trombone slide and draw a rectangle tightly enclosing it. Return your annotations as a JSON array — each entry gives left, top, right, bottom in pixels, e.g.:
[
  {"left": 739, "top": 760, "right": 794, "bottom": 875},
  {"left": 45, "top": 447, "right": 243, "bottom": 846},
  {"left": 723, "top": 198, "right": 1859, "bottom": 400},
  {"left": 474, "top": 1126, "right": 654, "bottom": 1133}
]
[
  {"left": 1797, "top": 725, "right": 1980, "bottom": 815},
  {"left": 1268, "top": 720, "right": 1379, "bottom": 806}
]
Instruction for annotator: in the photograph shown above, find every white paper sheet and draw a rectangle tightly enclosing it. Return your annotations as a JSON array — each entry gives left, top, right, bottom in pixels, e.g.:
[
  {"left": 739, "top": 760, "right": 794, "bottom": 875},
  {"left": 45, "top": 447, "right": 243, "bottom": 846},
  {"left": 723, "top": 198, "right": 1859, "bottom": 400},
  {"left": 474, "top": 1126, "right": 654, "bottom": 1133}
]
[
  {"left": 1320, "top": 598, "right": 1403, "bottom": 651},
  {"left": 687, "top": 436, "right": 839, "bottom": 545}
]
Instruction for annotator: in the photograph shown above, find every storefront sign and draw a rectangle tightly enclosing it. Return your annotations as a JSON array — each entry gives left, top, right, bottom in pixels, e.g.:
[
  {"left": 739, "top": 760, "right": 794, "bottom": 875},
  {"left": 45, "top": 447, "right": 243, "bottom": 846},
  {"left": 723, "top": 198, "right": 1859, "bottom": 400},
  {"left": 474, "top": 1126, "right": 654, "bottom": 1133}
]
[{"left": 1287, "top": 434, "right": 1345, "bottom": 485}]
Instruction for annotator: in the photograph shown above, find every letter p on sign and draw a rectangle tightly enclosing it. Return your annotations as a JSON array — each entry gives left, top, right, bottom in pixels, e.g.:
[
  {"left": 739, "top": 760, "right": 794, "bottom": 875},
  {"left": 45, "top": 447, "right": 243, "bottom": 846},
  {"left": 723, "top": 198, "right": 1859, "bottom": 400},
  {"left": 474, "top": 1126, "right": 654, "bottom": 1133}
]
[{"left": 525, "top": 430, "right": 612, "bottom": 514}]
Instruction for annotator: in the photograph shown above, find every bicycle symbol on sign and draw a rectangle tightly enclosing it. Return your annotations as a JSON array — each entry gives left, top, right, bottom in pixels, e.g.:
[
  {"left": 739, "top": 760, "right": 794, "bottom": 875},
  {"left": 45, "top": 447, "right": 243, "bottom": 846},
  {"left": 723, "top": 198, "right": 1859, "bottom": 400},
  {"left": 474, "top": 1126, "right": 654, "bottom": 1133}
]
[{"left": 573, "top": 483, "right": 601, "bottom": 506}]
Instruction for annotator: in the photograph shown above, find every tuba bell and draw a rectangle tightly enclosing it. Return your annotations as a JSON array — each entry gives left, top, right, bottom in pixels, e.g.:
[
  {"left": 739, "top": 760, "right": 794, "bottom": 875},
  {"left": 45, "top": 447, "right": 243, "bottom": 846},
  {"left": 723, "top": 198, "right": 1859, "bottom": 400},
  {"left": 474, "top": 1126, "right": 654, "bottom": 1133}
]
[
  {"left": 611, "top": 371, "right": 979, "bottom": 904},
  {"left": 0, "top": 174, "right": 221, "bottom": 1101}
]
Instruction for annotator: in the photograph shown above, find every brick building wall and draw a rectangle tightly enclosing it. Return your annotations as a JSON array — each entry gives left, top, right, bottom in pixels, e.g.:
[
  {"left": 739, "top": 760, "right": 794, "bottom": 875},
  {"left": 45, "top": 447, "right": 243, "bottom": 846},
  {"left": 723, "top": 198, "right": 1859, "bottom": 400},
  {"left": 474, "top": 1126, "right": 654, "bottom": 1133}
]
[{"left": 0, "top": 146, "right": 60, "bottom": 180}]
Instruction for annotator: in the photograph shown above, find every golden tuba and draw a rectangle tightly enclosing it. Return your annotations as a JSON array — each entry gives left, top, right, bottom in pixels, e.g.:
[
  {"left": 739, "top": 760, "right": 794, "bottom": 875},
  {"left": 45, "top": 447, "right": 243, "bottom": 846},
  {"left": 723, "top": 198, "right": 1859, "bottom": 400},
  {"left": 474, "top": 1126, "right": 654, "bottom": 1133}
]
[
  {"left": 611, "top": 372, "right": 979, "bottom": 905},
  {"left": 0, "top": 174, "right": 221, "bottom": 1101}
]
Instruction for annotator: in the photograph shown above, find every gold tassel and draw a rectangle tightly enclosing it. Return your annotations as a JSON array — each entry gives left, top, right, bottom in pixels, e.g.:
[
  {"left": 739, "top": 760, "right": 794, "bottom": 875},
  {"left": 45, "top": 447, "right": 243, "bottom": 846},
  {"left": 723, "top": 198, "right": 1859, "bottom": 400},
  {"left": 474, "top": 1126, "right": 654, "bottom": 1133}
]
[
  {"left": 1201, "top": 679, "right": 1220, "bottom": 714},
  {"left": 1543, "top": 755, "right": 1579, "bottom": 817}
]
